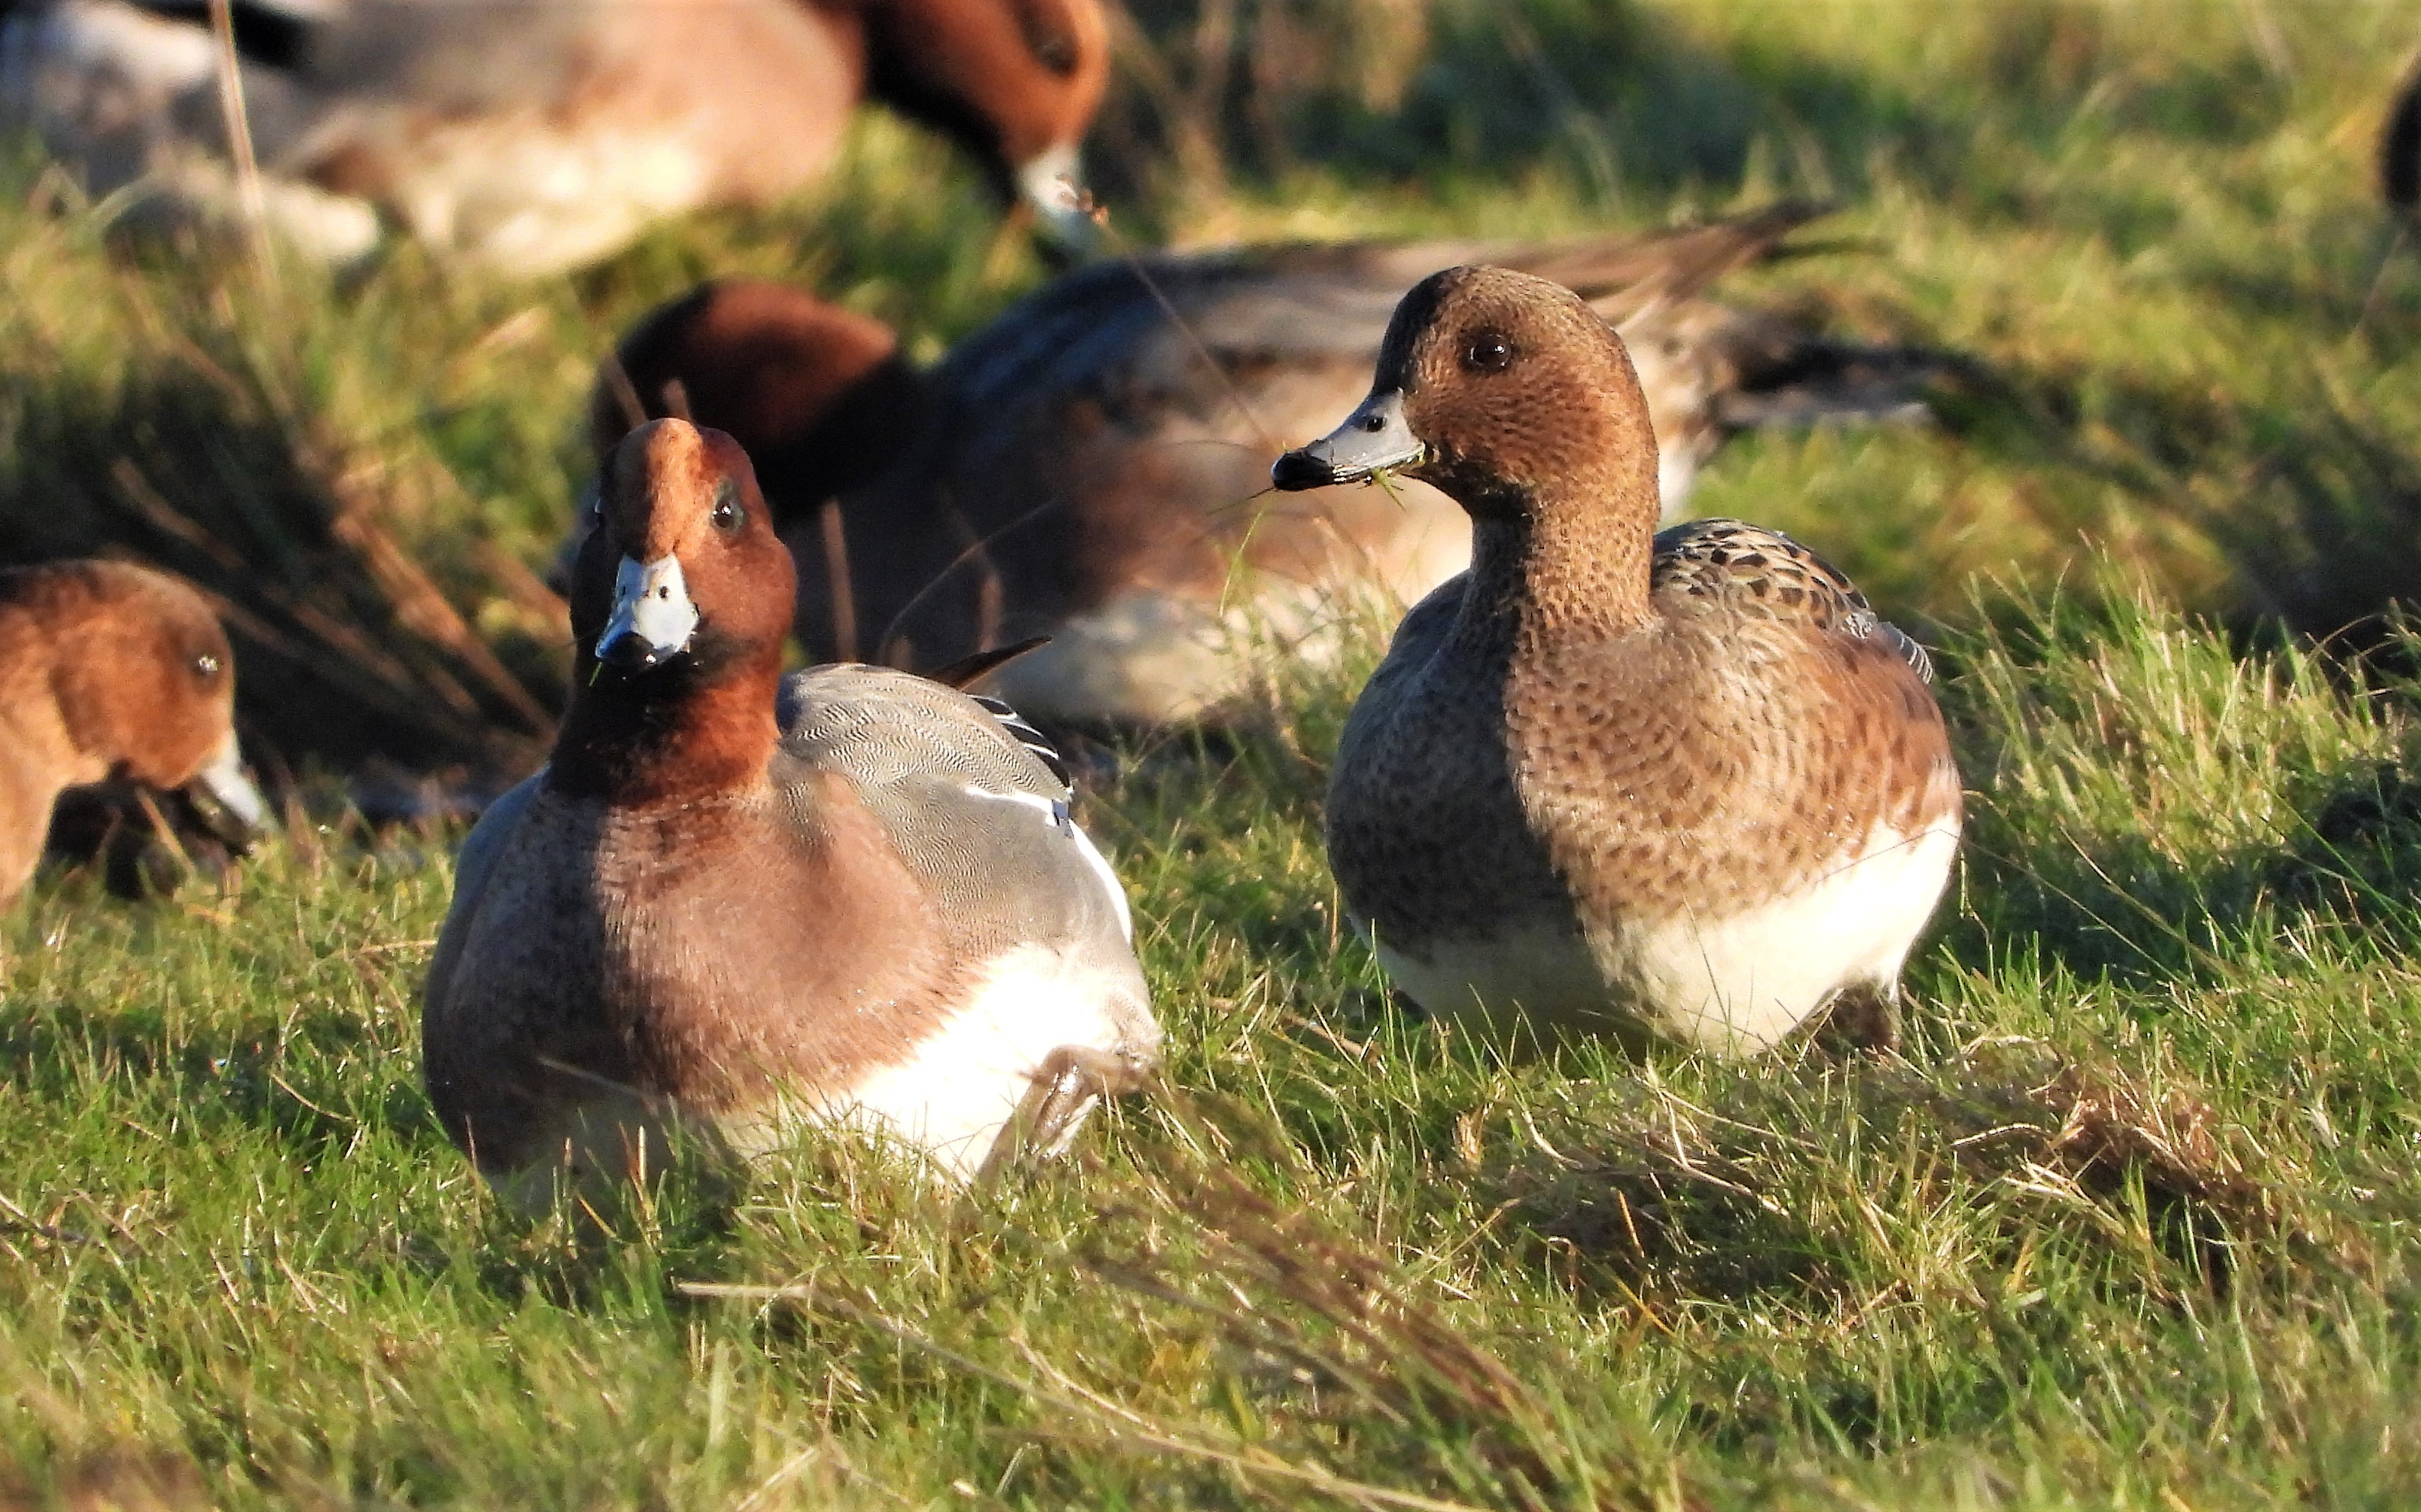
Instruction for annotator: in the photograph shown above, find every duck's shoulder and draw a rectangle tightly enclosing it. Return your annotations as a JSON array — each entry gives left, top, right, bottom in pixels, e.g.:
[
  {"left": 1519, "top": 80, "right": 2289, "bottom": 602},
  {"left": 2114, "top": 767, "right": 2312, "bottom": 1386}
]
[
  {"left": 1649, "top": 519, "right": 1933, "bottom": 682},
  {"left": 776, "top": 664, "right": 1066, "bottom": 799}
]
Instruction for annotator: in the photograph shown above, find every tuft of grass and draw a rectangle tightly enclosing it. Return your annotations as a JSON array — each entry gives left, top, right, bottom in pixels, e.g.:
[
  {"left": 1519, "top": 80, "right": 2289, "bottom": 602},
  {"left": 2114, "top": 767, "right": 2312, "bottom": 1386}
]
[{"left": 16, "top": 578, "right": 2421, "bottom": 1505}]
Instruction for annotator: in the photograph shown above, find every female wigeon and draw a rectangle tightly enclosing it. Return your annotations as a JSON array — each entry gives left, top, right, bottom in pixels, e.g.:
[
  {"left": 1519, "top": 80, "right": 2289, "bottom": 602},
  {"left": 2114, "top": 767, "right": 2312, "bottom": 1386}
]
[
  {"left": 0, "top": 0, "right": 1108, "bottom": 274},
  {"left": 1273, "top": 266, "right": 1961, "bottom": 1055},
  {"left": 0, "top": 559, "right": 267, "bottom": 910},
  {"left": 423, "top": 418, "right": 1157, "bottom": 1203},
  {"left": 592, "top": 203, "right": 1942, "bottom": 724}
]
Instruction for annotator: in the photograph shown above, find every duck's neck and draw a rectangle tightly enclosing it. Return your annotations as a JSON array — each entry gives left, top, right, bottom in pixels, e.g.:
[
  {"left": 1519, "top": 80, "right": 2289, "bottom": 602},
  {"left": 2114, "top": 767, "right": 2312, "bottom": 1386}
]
[
  {"left": 548, "top": 653, "right": 783, "bottom": 807},
  {"left": 1449, "top": 486, "right": 1658, "bottom": 658}
]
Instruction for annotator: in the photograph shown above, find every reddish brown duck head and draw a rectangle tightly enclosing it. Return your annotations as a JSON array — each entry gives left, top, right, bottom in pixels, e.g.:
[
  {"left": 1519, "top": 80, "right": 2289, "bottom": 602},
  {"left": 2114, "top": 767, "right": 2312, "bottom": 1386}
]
[
  {"left": 592, "top": 282, "right": 932, "bottom": 530},
  {"left": 39, "top": 565, "right": 251, "bottom": 799},
  {"left": 1273, "top": 265, "right": 1662, "bottom": 527},
  {"left": 559, "top": 420, "right": 798, "bottom": 802},
  {"left": 872, "top": 0, "right": 1111, "bottom": 252},
  {"left": 0, "top": 561, "right": 267, "bottom": 906}
]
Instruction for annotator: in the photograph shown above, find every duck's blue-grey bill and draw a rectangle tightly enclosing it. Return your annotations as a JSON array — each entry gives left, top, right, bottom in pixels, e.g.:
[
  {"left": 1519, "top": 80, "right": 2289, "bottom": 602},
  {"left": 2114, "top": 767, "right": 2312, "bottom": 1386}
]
[
  {"left": 1018, "top": 145, "right": 1102, "bottom": 258},
  {"left": 196, "top": 735, "right": 269, "bottom": 832},
  {"left": 596, "top": 553, "right": 700, "bottom": 672},
  {"left": 1270, "top": 389, "right": 1423, "bottom": 490}
]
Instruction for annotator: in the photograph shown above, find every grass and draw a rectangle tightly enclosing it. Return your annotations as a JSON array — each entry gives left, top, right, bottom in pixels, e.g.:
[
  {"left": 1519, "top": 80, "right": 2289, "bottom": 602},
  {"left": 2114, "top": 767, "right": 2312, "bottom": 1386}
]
[{"left": 3, "top": 0, "right": 2421, "bottom": 1505}]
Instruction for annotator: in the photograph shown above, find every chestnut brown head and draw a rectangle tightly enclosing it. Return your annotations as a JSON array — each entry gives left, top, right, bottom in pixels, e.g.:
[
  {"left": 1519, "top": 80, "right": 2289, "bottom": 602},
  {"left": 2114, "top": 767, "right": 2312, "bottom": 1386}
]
[
  {"left": 865, "top": 0, "right": 1110, "bottom": 252},
  {"left": 572, "top": 419, "right": 798, "bottom": 688},
  {"left": 4, "top": 561, "right": 266, "bottom": 830}
]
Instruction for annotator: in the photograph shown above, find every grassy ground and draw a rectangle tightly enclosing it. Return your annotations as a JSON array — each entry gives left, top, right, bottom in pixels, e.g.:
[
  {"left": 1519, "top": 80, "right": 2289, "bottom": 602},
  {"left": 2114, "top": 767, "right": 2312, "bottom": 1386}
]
[{"left": 4, "top": 0, "right": 2421, "bottom": 1505}]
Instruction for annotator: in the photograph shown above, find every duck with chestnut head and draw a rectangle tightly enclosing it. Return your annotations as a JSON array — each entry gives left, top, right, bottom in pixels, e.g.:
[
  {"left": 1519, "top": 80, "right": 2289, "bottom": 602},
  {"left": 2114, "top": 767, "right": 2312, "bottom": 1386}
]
[
  {"left": 424, "top": 418, "right": 1157, "bottom": 1206},
  {"left": 1276, "top": 266, "right": 1961, "bottom": 1055},
  {"left": 0, "top": 559, "right": 267, "bottom": 911},
  {"left": 0, "top": 0, "right": 1110, "bottom": 273}
]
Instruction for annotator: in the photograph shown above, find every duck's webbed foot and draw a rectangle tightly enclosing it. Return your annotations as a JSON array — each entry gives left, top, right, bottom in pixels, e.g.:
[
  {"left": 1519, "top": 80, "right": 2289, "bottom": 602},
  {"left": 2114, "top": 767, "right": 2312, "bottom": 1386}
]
[
  {"left": 973, "top": 1044, "right": 1155, "bottom": 1186},
  {"left": 1813, "top": 980, "right": 1901, "bottom": 1055}
]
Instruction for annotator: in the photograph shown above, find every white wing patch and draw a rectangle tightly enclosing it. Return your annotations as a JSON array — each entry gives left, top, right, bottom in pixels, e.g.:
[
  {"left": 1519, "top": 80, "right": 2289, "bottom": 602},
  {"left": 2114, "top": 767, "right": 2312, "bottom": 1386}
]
[{"left": 959, "top": 783, "right": 1133, "bottom": 941}]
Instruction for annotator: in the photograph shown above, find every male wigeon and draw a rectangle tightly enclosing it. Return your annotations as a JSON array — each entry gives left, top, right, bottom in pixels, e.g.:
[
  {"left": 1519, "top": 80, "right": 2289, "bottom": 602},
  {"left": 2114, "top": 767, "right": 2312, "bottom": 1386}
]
[
  {"left": 0, "top": 559, "right": 268, "bottom": 910},
  {"left": 423, "top": 418, "right": 1157, "bottom": 1202},
  {"left": 1273, "top": 266, "right": 1961, "bottom": 1055},
  {"left": 0, "top": 0, "right": 1108, "bottom": 274},
  {"left": 592, "top": 203, "right": 1944, "bottom": 724}
]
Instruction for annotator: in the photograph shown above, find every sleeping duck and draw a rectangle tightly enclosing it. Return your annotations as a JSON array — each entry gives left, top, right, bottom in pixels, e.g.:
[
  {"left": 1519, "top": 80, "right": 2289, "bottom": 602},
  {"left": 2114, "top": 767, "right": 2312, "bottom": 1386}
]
[{"left": 0, "top": 0, "right": 1109, "bottom": 273}]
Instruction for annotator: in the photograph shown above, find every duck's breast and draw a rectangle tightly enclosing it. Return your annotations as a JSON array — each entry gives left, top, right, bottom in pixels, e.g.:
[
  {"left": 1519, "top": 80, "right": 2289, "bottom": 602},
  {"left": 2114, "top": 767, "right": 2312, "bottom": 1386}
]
[
  {"left": 423, "top": 770, "right": 959, "bottom": 1176},
  {"left": 1323, "top": 578, "right": 1578, "bottom": 959},
  {"left": 1513, "top": 614, "right": 1961, "bottom": 1051}
]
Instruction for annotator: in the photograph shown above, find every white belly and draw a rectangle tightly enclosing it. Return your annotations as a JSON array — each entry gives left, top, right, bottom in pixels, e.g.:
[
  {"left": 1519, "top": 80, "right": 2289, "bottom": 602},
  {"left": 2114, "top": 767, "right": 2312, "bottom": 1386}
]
[
  {"left": 1377, "top": 815, "right": 1961, "bottom": 1055},
  {"left": 1616, "top": 818, "right": 1961, "bottom": 1052},
  {"left": 738, "top": 942, "right": 1154, "bottom": 1182},
  {"left": 380, "top": 120, "right": 713, "bottom": 275}
]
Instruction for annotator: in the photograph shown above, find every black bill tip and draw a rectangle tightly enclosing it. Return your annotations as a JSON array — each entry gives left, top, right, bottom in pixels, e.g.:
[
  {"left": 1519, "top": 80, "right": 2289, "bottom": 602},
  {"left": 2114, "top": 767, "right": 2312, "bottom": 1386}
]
[{"left": 1271, "top": 448, "right": 1341, "bottom": 492}]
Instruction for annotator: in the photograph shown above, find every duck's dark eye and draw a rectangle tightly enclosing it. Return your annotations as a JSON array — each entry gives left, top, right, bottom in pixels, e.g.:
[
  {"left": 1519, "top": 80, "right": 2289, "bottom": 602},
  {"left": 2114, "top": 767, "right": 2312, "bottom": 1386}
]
[
  {"left": 711, "top": 485, "right": 744, "bottom": 535},
  {"left": 192, "top": 653, "right": 221, "bottom": 680},
  {"left": 1462, "top": 332, "right": 1514, "bottom": 374},
  {"left": 1034, "top": 32, "right": 1077, "bottom": 74}
]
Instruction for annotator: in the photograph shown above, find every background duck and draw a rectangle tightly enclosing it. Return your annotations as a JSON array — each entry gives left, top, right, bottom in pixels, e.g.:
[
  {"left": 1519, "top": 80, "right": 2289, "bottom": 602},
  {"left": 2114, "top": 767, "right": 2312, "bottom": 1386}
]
[
  {"left": 592, "top": 203, "right": 1949, "bottom": 724},
  {"left": 0, "top": 0, "right": 1109, "bottom": 273},
  {"left": 1277, "top": 265, "right": 1961, "bottom": 1055},
  {"left": 2387, "top": 54, "right": 2421, "bottom": 219},
  {"left": 424, "top": 418, "right": 1157, "bottom": 1205},
  {"left": 0, "top": 559, "right": 266, "bottom": 910}
]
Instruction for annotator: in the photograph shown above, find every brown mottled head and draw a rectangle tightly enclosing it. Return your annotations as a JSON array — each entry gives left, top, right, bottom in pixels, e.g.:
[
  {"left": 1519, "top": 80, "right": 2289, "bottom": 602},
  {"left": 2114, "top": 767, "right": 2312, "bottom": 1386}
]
[
  {"left": 865, "top": 0, "right": 1110, "bottom": 251},
  {"left": 591, "top": 282, "right": 932, "bottom": 533},
  {"left": 1272, "top": 266, "right": 1661, "bottom": 526},
  {"left": 0, "top": 561, "right": 266, "bottom": 826},
  {"left": 571, "top": 419, "right": 796, "bottom": 689}
]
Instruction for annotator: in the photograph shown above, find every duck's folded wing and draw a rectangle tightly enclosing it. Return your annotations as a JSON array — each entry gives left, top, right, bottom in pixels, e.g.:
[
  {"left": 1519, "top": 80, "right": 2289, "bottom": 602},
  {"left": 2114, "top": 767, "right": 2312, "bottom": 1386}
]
[
  {"left": 1649, "top": 519, "right": 1934, "bottom": 682},
  {"left": 932, "top": 204, "right": 1854, "bottom": 436},
  {"left": 776, "top": 664, "right": 1135, "bottom": 953}
]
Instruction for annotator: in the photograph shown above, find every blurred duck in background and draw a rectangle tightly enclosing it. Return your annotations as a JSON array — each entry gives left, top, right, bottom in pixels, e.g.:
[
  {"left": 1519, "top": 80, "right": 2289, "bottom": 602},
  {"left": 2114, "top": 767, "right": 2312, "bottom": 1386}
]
[
  {"left": 0, "top": 559, "right": 266, "bottom": 911},
  {"left": 2386, "top": 54, "right": 2421, "bottom": 219},
  {"left": 591, "top": 203, "right": 1949, "bottom": 724},
  {"left": 0, "top": 0, "right": 1109, "bottom": 274}
]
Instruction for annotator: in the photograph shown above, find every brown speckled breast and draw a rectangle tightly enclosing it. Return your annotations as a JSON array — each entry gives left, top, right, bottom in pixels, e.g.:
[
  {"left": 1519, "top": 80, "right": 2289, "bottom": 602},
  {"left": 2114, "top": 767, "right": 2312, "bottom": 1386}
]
[{"left": 1325, "top": 520, "right": 1958, "bottom": 961}]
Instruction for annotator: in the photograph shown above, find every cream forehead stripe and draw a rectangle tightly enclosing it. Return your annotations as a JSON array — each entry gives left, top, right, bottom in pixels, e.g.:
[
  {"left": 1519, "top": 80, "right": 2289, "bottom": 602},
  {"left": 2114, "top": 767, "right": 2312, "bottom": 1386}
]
[{"left": 598, "top": 554, "right": 701, "bottom": 660}]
